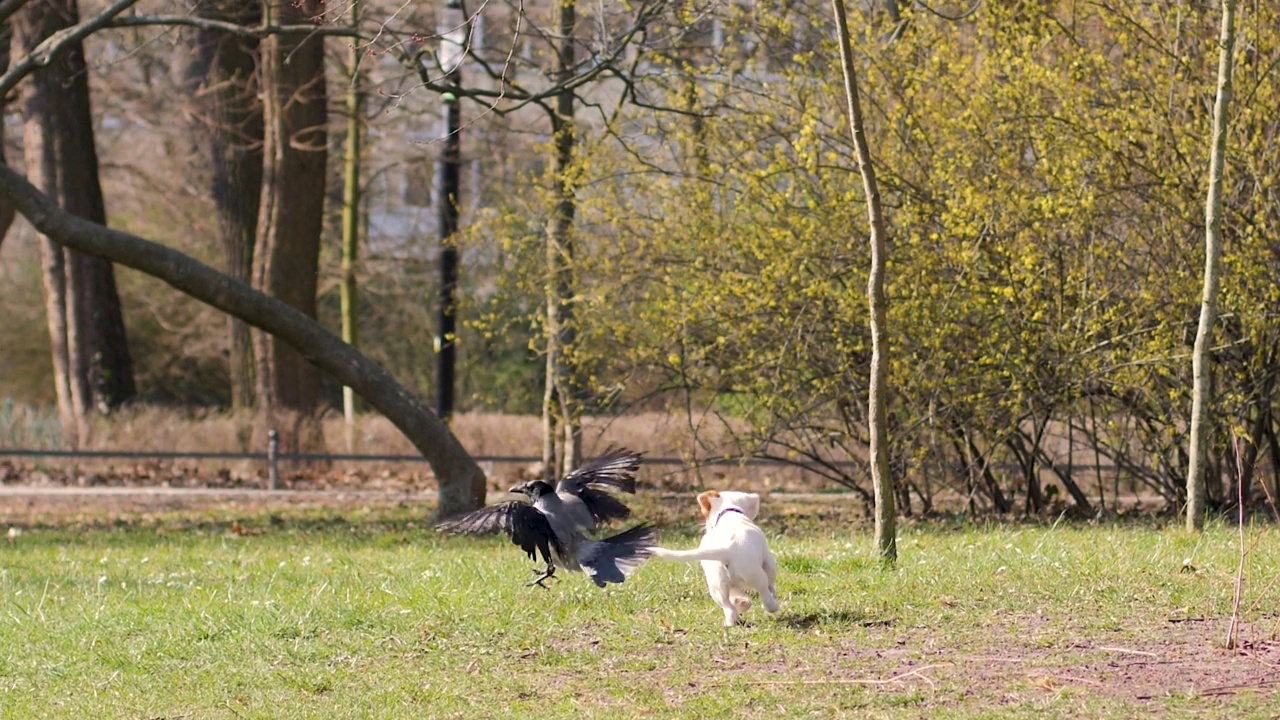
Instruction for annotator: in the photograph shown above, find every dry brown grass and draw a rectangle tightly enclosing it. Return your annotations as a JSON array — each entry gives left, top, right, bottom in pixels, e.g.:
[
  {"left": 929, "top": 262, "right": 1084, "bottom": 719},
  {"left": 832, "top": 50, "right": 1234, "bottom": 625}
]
[
  {"left": 331, "top": 411, "right": 726, "bottom": 458},
  {"left": 1, "top": 403, "right": 832, "bottom": 494}
]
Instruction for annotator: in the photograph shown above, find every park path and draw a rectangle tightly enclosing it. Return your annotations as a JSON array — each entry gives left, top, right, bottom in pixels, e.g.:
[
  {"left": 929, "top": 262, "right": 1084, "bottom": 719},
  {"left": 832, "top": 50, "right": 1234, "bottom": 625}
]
[{"left": 0, "top": 485, "right": 436, "bottom": 500}]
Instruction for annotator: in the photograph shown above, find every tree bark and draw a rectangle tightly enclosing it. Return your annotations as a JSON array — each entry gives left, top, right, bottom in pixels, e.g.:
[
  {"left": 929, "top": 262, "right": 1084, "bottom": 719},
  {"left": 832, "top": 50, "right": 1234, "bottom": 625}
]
[
  {"left": 435, "top": 0, "right": 463, "bottom": 423},
  {"left": 341, "top": 0, "right": 363, "bottom": 451},
  {"left": 0, "top": 23, "right": 15, "bottom": 248},
  {"left": 252, "top": 0, "right": 326, "bottom": 447},
  {"left": 0, "top": 162, "right": 488, "bottom": 518},
  {"left": 832, "top": 0, "right": 895, "bottom": 564},
  {"left": 14, "top": 0, "right": 135, "bottom": 446},
  {"left": 963, "top": 428, "right": 1010, "bottom": 513},
  {"left": 181, "top": 0, "right": 263, "bottom": 411},
  {"left": 543, "top": 0, "right": 581, "bottom": 478},
  {"left": 65, "top": 97, "right": 135, "bottom": 414},
  {"left": 1187, "top": 0, "right": 1237, "bottom": 532}
]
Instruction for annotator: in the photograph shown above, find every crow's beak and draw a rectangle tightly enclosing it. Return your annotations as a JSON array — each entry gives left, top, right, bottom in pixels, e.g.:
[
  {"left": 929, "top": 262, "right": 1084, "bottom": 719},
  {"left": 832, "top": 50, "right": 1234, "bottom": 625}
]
[{"left": 508, "top": 485, "right": 527, "bottom": 495}]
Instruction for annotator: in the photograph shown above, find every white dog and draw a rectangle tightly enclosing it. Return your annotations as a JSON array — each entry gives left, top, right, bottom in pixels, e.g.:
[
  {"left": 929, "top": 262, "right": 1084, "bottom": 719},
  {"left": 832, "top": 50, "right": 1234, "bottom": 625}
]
[{"left": 652, "top": 490, "right": 780, "bottom": 626}]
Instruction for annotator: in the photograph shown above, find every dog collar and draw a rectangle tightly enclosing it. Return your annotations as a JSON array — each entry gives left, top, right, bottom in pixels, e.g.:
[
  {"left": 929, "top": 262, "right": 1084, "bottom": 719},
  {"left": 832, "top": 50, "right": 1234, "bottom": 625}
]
[{"left": 712, "top": 507, "right": 747, "bottom": 529}]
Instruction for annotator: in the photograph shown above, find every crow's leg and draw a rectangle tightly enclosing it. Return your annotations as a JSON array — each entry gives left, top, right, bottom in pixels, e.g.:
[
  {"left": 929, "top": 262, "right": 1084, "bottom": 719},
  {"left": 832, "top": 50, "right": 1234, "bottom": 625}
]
[{"left": 525, "top": 564, "right": 557, "bottom": 589}]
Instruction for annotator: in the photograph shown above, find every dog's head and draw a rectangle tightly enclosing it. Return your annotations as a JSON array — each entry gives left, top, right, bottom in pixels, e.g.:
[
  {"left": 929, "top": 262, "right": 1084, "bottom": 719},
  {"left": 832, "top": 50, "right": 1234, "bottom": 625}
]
[{"left": 696, "top": 489, "right": 761, "bottom": 526}]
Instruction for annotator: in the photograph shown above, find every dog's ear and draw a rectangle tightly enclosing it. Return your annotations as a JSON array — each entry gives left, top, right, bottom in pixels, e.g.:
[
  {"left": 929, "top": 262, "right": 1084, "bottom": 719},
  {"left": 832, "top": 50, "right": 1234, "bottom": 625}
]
[
  {"left": 741, "top": 493, "right": 761, "bottom": 519},
  {"left": 696, "top": 490, "right": 720, "bottom": 518}
]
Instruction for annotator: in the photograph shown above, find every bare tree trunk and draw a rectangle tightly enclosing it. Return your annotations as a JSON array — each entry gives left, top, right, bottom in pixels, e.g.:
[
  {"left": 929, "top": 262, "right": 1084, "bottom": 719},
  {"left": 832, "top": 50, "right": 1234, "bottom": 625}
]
[
  {"left": 0, "top": 163, "right": 488, "bottom": 518},
  {"left": 1187, "top": 0, "right": 1237, "bottom": 532},
  {"left": 543, "top": 0, "right": 581, "bottom": 478},
  {"left": 181, "top": 0, "right": 263, "bottom": 412},
  {"left": 0, "top": 23, "right": 15, "bottom": 248},
  {"left": 832, "top": 0, "right": 895, "bottom": 564},
  {"left": 62, "top": 43, "right": 135, "bottom": 413},
  {"left": 954, "top": 426, "right": 1010, "bottom": 513},
  {"left": 340, "top": 0, "right": 364, "bottom": 452},
  {"left": 1010, "top": 414, "right": 1049, "bottom": 514},
  {"left": 15, "top": 0, "right": 75, "bottom": 435},
  {"left": 1265, "top": 420, "right": 1280, "bottom": 513},
  {"left": 253, "top": 0, "right": 326, "bottom": 451},
  {"left": 15, "top": 0, "right": 135, "bottom": 446},
  {"left": 541, "top": 351, "right": 559, "bottom": 479},
  {"left": 435, "top": 0, "right": 464, "bottom": 423},
  {"left": 19, "top": 53, "right": 80, "bottom": 443},
  {"left": 1237, "top": 371, "right": 1273, "bottom": 510}
]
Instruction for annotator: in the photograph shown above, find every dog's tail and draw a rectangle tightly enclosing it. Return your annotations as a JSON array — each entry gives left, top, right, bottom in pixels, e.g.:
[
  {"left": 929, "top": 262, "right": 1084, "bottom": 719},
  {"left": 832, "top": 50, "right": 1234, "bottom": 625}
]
[{"left": 649, "top": 544, "right": 734, "bottom": 563}]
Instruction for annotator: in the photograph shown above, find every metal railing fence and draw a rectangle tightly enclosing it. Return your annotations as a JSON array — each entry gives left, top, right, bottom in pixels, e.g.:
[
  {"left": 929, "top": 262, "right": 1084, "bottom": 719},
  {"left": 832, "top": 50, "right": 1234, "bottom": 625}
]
[{"left": 0, "top": 436, "right": 865, "bottom": 491}]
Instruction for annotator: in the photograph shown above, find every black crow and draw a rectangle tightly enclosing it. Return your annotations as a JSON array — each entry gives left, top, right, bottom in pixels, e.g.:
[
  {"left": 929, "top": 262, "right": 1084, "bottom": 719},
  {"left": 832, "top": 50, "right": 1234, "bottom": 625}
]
[{"left": 436, "top": 448, "right": 656, "bottom": 588}]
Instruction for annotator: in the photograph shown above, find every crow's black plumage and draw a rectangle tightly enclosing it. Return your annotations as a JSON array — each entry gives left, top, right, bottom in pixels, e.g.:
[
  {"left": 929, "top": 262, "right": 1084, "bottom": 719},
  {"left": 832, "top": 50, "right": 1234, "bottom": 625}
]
[
  {"left": 435, "top": 448, "right": 655, "bottom": 588},
  {"left": 434, "top": 500, "right": 563, "bottom": 567}
]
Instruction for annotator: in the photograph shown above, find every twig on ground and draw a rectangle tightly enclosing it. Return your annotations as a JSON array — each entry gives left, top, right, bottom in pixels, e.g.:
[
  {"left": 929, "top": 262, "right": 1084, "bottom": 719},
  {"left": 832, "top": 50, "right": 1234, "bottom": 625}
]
[
  {"left": 1099, "top": 647, "right": 1158, "bottom": 657},
  {"left": 1031, "top": 673, "right": 1106, "bottom": 688},
  {"left": 1226, "top": 436, "right": 1246, "bottom": 651},
  {"left": 1197, "top": 675, "right": 1280, "bottom": 697}
]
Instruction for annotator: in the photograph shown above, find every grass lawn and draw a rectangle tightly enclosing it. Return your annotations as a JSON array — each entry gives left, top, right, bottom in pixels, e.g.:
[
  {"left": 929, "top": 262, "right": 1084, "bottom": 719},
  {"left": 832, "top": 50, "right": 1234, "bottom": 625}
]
[{"left": 1, "top": 499, "right": 1277, "bottom": 718}]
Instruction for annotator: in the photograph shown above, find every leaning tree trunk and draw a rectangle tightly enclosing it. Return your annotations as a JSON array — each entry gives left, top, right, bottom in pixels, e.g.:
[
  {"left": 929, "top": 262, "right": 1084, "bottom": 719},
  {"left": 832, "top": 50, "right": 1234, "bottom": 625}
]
[
  {"left": 15, "top": 0, "right": 135, "bottom": 447},
  {"left": 252, "top": 0, "right": 326, "bottom": 451},
  {"left": 0, "top": 164, "right": 488, "bottom": 518},
  {"left": 542, "top": 0, "right": 581, "bottom": 479},
  {"left": 181, "top": 0, "right": 264, "bottom": 412},
  {"left": 832, "top": 0, "right": 896, "bottom": 564},
  {"left": 1187, "top": 0, "right": 1237, "bottom": 532}
]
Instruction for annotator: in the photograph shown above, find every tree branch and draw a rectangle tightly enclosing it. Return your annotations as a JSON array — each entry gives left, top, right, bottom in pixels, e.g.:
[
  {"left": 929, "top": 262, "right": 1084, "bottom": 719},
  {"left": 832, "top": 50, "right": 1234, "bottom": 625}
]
[
  {"left": 0, "top": 0, "right": 142, "bottom": 100},
  {"left": 0, "top": 0, "right": 29, "bottom": 28},
  {"left": 107, "top": 15, "right": 363, "bottom": 39}
]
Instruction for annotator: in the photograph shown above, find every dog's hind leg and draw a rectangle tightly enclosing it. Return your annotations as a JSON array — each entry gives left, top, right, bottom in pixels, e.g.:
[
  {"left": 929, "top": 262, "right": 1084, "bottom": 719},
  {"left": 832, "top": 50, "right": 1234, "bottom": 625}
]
[
  {"left": 733, "top": 565, "right": 776, "bottom": 617},
  {"left": 760, "top": 553, "right": 781, "bottom": 613},
  {"left": 705, "top": 564, "right": 741, "bottom": 626}
]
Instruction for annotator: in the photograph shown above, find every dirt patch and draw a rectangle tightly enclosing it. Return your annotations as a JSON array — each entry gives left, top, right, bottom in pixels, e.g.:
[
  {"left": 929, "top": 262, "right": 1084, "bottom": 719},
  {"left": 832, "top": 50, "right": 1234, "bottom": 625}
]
[
  {"left": 924, "top": 616, "right": 1280, "bottom": 704},
  {"left": 840, "top": 617, "right": 1275, "bottom": 705},
  {"left": 615, "top": 615, "right": 1280, "bottom": 712}
]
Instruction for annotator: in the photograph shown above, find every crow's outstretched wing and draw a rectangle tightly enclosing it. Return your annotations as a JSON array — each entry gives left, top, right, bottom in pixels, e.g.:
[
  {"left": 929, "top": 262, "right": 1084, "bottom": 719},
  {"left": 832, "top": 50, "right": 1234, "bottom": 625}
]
[
  {"left": 576, "top": 486, "right": 632, "bottom": 523},
  {"left": 436, "top": 502, "right": 562, "bottom": 565},
  {"left": 556, "top": 448, "right": 643, "bottom": 496}
]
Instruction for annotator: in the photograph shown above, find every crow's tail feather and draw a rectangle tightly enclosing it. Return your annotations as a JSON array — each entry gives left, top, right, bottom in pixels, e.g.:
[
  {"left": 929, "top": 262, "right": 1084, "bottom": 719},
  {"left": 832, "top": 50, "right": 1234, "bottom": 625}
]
[{"left": 579, "top": 523, "right": 657, "bottom": 588}]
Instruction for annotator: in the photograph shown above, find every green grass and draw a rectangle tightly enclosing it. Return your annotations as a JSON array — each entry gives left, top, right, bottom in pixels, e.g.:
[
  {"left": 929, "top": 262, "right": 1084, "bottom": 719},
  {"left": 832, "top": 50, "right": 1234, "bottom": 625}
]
[{"left": 1, "top": 506, "right": 1276, "bottom": 719}]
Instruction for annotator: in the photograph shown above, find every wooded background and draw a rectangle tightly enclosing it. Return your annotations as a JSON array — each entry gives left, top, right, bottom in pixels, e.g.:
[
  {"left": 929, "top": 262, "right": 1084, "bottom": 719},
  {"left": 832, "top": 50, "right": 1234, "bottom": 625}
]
[{"left": 0, "top": 0, "right": 1275, "bottom": 520}]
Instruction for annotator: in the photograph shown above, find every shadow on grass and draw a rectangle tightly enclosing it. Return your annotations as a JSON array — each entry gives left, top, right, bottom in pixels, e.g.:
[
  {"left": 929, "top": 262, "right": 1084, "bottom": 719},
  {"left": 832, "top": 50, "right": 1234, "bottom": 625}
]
[{"left": 775, "top": 609, "right": 894, "bottom": 630}]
